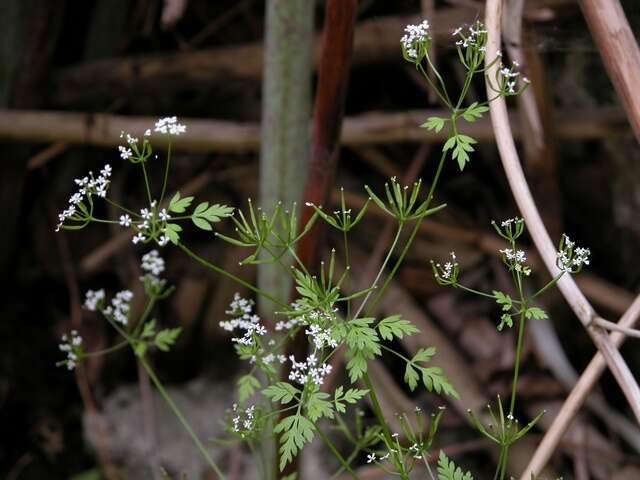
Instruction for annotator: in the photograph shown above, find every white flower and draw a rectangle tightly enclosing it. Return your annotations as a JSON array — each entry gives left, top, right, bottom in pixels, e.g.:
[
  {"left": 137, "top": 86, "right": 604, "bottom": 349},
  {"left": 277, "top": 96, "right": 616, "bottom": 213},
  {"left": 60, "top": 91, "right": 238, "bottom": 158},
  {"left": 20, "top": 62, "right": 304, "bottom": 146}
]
[
  {"left": 104, "top": 290, "right": 133, "bottom": 325},
  {"left": 159, "top": 208, "right": 171, "bottom": 221},
  {"left": 132, "top": 233, "right": 145, "bottom": 244},
  {"left": 69, "top": 193, "right": 84, "bottom": 205},
  {"left": 556, "top": 234, "right": 590, "bottom": 273},
  {"left": 401, "top": 20, "right": 430, "bottom": 60},
  {"left": 144, "top": 129, "right": 151, "bottom": 136},
  {"left": 220, "top": 294, "right": 267, "bottom": 347},
  {"left": 118, "top": 145, "right": 132, "bottom": 160},
  {"left": 59, "top": 330, "right": 83, "bottom": 370},
  {"left": 157, "top": 235, "right": 169, "bottom": 247},
  {"left": 100, "top": 164, "right": 112, "bottom": 177},
  {"left": 119, "top": 214, "right": 132, "bottom": 227},
  {"left": 141, "top": 250, "right": 165, "bottom": 276},
  {"left": 140, "top": 208, "right": 152, "bottom": 220},
  {"left": 154, "top": 116, "right": 187, "bottom": 135},
  {"left": 84, "top": 289, "right": 105, "bottom": 311},
  {"left": 366, "top": 453, "right": 376, "bottom": 464}
]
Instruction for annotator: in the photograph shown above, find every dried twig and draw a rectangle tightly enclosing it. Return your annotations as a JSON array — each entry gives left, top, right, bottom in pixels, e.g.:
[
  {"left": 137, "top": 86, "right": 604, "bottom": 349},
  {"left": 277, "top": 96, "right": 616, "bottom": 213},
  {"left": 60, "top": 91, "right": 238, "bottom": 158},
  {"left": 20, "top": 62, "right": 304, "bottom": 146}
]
[{"left": 486, "top": 0, "right": 640, "bottom": 426}]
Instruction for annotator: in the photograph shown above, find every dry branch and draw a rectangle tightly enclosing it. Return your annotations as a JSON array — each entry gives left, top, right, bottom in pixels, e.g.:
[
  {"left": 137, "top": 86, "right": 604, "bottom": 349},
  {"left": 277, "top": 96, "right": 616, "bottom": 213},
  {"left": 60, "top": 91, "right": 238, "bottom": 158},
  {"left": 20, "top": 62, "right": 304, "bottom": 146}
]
[
  {"left": 578, "top": 0, "right": 640, "bottom": 143},
  {"left": 0, "top": 107, "right": 628, "bottom": 154}
]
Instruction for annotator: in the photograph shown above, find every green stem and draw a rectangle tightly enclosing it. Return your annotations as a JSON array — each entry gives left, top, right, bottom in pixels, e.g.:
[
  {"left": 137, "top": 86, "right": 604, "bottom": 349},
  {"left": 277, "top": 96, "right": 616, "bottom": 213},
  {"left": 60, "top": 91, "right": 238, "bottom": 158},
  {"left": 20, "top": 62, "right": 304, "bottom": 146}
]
[
  {"left": 138, "top": 356, "right": 227, "bottom": 479},
  {"left": 343, "top": 229, "right": 351, "bottom": 319},
  {"left": 367, "top": 148, "right": 448, "bottom": 314},
  {"left": 178, "top": 242, "right": 287, "bottom": 308},
  {"left": 362, "top": 373, "right": 395, "bottom": 454},
  {"left": 417, "top": 63, "right": 451, "bottom": 108},
  {"left": 509, "top": 313, "right": 527, "bottom": 416},
  {"left": 159, "top": 142, "right": 172, "bottom": 207},
  {"left": 82, "top": 341, "right": 129, "bottom": 357},
  {"left": 104, "top": 197, "right": 138, "bottom": 217},
  {"left": 316, "top": 426, "right": 358, "bottom": 479},
  {"left": 353, "top": 221, "right": 405, "bottom": 320},
  {"left": 140, "top": 161, "right": 154, "bottom": 205},
  {"left": 531, "top": 272, "right": 564, "bottom": 299}
]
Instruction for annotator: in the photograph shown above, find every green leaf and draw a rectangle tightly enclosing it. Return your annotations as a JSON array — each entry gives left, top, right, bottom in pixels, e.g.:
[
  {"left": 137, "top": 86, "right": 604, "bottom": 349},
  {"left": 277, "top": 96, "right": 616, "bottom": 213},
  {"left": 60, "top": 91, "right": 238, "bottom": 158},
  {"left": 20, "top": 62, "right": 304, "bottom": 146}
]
[
  {"left": 154, "top": 327, "right": 181, "bottom": 352},
  {"left": 263, "top": 382, "right": 300, "bottom": 404},
  {"left": 346, "top": 318, "right": 381, "bottom": 354},
  {"left": 525, "top": 306, "right": 548, "bottom": 320},
  {"left": 404, "top": 363, "right": 420, "bottom": 391},
  {"left": 280, "top": 474, "right": 298, "bottom": 480},
  {"left": 420, "top": 116, "right": 446, "bottom": 132},
  {"left": 192, "top": 216, "right": 213, "bottom": 231},
  {"left": 443, "top": 136, "right": 457, "bottom": 152},
  {"left": 133, "top": 341, "right": 148, "bottom": 358},
  {"left": 168, "top": 192, "right": 194, "bottom": 213},
  {"left": 412, "top": 347, "right": 436, "bottom": 363},
  {"left": 142, "top": 319, "right": 157, "bottom": 338},
  {"left": 377, "top": 315, "right": 419, "bottom": 341},
  {"left": 274, "top": 414, "right": 314, "bottom": 471},
  {"left": 306, "top": 390, "right": 334, "bottom": 422},
  {"left": 334, "top": 387, "right": 368, "bottom": 413},
  {"left": 164, "top": 223, "right": 182, "bottom": 245},
  {"left": 196, "top": 203, "right": 234, "bottom": 223},
  {"left": 498, "top": 313, "right": 513, "bottom": 331},
  {"left": 493, "top": 290, "right": 513, "bottom": 311},
  {"left": 437, "top": 450, "right": 473, "bottom": 480},
  {"left": 194, "top": 202, "right": 209, "bottom": 215},
  {"left": 238, "top": 374, "right": 260, "bottom": 402},
  {"left": 422, "top": 366, "right": 459, "bottom": 398},
  {"left": 346, "top": 350, "right": 371, "bottom": 383},
  {"left": 461, "top": 101, "right": 489, "bottom": 123}
]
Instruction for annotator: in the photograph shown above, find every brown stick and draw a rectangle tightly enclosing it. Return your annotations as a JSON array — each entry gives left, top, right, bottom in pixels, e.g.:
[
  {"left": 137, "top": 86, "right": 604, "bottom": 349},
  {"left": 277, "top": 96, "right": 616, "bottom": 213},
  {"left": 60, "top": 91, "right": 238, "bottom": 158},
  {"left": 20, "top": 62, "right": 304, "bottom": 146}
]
[
  {"left": 0, "top": 107, "right": 628, "bottom": 152},
  {"left": 578, "top": 0, "right": 640, "bottom": 143}
]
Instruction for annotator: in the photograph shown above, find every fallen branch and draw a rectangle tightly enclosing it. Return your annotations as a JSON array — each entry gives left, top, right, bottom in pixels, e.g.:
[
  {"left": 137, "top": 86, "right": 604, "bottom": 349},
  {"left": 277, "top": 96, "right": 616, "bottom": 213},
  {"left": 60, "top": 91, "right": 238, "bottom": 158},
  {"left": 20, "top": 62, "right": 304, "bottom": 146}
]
[{"left": 0, "top": 107, "right": 628, "bottom": 153}]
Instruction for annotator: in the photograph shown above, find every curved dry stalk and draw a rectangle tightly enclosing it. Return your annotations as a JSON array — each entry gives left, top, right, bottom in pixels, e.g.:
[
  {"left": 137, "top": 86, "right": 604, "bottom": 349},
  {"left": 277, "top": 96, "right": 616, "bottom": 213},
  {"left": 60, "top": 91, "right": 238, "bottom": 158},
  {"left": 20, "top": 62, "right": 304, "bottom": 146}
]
[
  {"left": 485, "top": 0, "right": 640, "bottom": 434},
  {"left": 523, "top": 294, "right": 640, "bottom": 478}
]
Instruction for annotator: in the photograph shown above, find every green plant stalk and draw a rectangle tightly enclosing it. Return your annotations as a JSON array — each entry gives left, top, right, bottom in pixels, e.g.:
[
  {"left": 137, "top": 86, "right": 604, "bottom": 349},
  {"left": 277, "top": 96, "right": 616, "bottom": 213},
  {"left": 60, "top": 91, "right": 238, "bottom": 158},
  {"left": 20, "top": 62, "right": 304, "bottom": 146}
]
[
  {"left": 139, "top": 355, "right": 227, "bottom": 479},
  {"left": 178, "top": 242, "right": 287, "bottom": 308},
  {"left": 367, "top": 147, "right": 448, "bottom": 314},
  {"left": 352, "top": 221, "right": 404, "bottom": 320},
  {"left": 140, "top": 161, "right": 154, "bottom": 205},
  {"left": 509, "top": 312, "right": 527, "bottom": 416},
  {"left": 159, "top": 142, "right": 172, "bottom": 207},
  {"left": 315, "top": 425, "right": 358, "bottom": 479},
  {"left": 343, "top": 229, "right": 351, "bottom": 319}
]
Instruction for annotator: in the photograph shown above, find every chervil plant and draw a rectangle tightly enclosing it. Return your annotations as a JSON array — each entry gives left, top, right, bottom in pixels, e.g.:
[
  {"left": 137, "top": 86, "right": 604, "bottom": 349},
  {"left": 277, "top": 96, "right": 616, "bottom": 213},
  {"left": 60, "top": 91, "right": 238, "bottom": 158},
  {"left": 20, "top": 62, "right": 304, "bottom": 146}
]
[{"left": 55, "top": 18, "right": 573, "bottom": 480}]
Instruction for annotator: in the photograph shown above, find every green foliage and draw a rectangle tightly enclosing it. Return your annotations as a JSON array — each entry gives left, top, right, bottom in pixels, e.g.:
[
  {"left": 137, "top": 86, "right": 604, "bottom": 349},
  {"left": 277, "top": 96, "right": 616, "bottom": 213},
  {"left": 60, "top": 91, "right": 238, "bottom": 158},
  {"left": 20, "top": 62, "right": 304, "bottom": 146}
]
[
  {"left": 306, "top": 389, "right": 334, "bottom": 422},
  {"left": 274, "top": 414, "right": 315, "bottom": 471},
  {"left": 191, "top": 202, "right": 234, "bottom": 231},
  {"left": 238, "top": 374, "right": 261, "bottom": 402},
  {"left": 168, "top": 192, "right": 194, "bottom": 213},
  {"left": 263, "top": 382, "right": 300, "bottom": 404},
  {"left": 525, "top": 306, "right": 548, "bottom": 320},
  {"left": 461, "top": 102, "right": 489, "bottom": 123},
  {"left": 164, "top": 222, "right": 182, "bottom": 245},
  {"left": 443, "top": 134, "right": 477, "bottom": 171},
  {"left": 421, "top": 116, "right": 446, "bottom": 132},
  {"left": 154, "top": 327, "right": 182, "bottom": 351},
  {"left": 333, "top": 386, "right": 368, "bottom": 413},
  {"left": 437, "top": 451, "right": 473, "bottom": 480},
  {"left": 404, "top": 348, "right": 458, "bottom": 398},
  {"left": 377, "top": 315, "right": 419, "bottom": 340}
]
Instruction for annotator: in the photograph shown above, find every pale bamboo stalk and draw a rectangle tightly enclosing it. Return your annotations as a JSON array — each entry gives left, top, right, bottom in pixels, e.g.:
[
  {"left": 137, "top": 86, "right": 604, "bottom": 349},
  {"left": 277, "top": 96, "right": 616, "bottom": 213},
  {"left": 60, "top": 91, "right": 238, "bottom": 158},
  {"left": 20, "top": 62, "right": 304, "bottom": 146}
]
[
  {"left": 523, "top": 294, "right": 640, "bottom": 478},
  {"left": 485, "top": 0, "right": 640, "bottom": 425}
]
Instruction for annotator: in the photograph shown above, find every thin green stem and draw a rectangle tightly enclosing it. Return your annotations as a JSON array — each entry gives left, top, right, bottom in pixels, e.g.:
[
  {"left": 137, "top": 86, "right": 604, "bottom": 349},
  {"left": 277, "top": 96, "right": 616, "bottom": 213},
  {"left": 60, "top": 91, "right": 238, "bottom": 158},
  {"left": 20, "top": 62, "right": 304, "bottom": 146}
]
[
  {"left": 343, "top": 229, "right": 351, "bottom": 319},
  {"left": 417, "top": 63, "right": 451, "bottom": 108},
  {"left": 315, "top": 426, "right": 358, "bottom": 479},
  {"left": 178, "top": 242, "right": 287, "bottom": 308},
  {"left": 455, "top": 283, "right": 500, "bottom": 300},
  {"left": 352, "top": 221, "right": 405, "bottom": 320},
  {"left": 140, "top": 161, "right": 154, "bottom": 205},
  {"left": 531, "top": 272, "right": 564, "bottom": 299},
  {"left": 362, "top": 373, "right": 395, "bottom": 454},
  {"left": 138, "top": 356, "right": 226, "bottom": 479},
  {"left": 368, "top": 148, "right": 448, "bottom": 314},
  {"left": 423, "top": 55, "right": 453, "bottom": 107},
  {"left": 509, "top": 313, "right": 527, "bottom": 416},
  {"left": 159, "top": 142, "right": 172, "bottom": 207},
  {"left": 104, "top": 197, "right": 138, "bottom": 217},
  {"left": 82, "top": 341, "right": 129, "bottom": 357}
]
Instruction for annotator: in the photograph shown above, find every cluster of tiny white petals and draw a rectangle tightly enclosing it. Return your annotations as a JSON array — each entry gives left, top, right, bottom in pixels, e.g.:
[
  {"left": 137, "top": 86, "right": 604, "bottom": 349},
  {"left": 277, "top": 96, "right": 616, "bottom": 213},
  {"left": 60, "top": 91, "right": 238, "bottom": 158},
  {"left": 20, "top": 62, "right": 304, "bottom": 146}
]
[
  {"left": 500, "top": 248, "right": 531, "bottom": 276},
  {"left": 231, "top": 403, "right": 256, "bottom": 437},
  {"left": 434, "top": 251, "right": 458, "bottom": 281},
  {"left": 501, "top": 217, "right": 520, "bottom": 227},
  {"left": 557, "top": 235, "right": 591, "bottom": 272},
  {"left": 453, "top": 21, "right": 487, "bottom": 48},
  {"left": 498, "top": 60, "right": 529, "bottom": 93},
  {"left": 220, "top": 294, "right": 267, "bottom": 346},
  {"left": 56, "top": 165, "right": 112, "bottom": 231},
  {"left": 305, "top": 324, "right": 338, "bottom": 349},
  {"left": 118, "top": 145, "right": 132, "bottom": 160},
  {"left": 140, "top": 249, "right": 167, "bottom": 288},
  {"left": 154, "top": 116, "right": 186, "bottom": 135},
  {"left": 400, "top": 20, "right": 430, "bottom": 59},
  {"left": 59, "top": 330, "right": 82, "bottom": 370},
  {"left": 102, "top": 290, "right": 134, "bottom": 325},
  {"left": 84, "top": 289, "right": 106, "bottom": 311},
  {"left": 288, "top": 353, "right": 332, "bottom": 386}
]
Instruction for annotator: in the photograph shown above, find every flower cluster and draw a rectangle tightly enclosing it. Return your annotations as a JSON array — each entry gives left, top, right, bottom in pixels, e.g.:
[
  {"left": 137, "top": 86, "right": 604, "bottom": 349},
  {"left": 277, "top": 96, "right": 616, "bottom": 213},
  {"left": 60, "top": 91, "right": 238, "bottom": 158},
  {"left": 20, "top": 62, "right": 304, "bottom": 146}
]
[
  {"left": 400, "top": 20, "right": 430, "bottom": 61},
  {"left": 556, "top": 234, "right": 591, "bottom": 273},
  {"left": 84, "top": 289, "right": 106, "bottom": 311},
  {"left": 432, "top": 251, "right": 460, "bottom": 285},
  {"left": 288, "top": 353, "right": 333, "bottom": 386},
  {"left": 140, "top": 249, "right": 167, "bottom": 292},
  {"left": 499, "top": 247, "right": 531, "bottom": 276},
  {"left": 59, "top": 330, "right": 83, "bottom": 370},
  {"left": 491, "top": 60, "right": 530, "bottom": 95},
  {"left": 452, "top": 21, "right": 487, "bottom": 50},
  {"left": 130, "top": 201, "right": 171, "bottom": 247},
  {"left": 154, "top": 116, "right": 186, "bottom": 136},
  {"left": 305, "top": 324, "right": 338, "bottom": 349},
  {"left": 220, "top": 294, "right": 267, "bottom": 346},
  {"left": 56, "top": 165, "right": 112, "bottom": 231},
  {"left": 102, "top": 290, "right": 134, "bottom": 325},
  {"left": 231, "top": 403, "right": 257, "bottom": 438}
]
